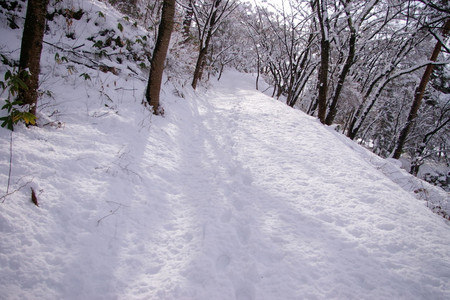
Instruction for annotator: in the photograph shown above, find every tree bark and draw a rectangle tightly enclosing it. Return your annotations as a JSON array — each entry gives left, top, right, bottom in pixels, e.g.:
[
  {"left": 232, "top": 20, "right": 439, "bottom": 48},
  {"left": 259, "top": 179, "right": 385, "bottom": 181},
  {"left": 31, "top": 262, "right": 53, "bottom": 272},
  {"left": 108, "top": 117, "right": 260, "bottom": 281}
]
[
  {"left": 325, "top": 22, "right": 356, "bottom": 125},
  {"left": 146, "top": 0, "right": 176, "bottom": 115},
  {"left": 316, "top": 0, "right": 330, "bottom": 124},
  {"left": 192, "top": 43, "right": 210, "bottom": 89},
  {"left": 393, "top": 19, "right": 450, "bottom": 159},
  {"left": 18, "top": 0, "right": 49, "bottom": 116}
]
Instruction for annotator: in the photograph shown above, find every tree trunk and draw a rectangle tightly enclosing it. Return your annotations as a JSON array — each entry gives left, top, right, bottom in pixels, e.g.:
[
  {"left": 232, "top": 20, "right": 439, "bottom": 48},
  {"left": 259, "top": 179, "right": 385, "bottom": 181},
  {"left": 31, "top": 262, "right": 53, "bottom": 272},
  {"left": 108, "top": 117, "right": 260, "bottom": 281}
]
[
  {"left": 393, "top": 19, "right": 450, "bottom": 159},
  {"left": 316, "top": 0, "right": 330, "bottom": 124},
  {"left": 146, "top": 0, "right": 176, "bottom": 115},
  {"left": 255, "top": 46, "right": 260, "bottom": 90},
  {"left": 325, "top": 28, "right": 356, "bottom": 125},
  {"left": 18, "top": 0, "right": 49, "bottom": 116},
  {"left": 192, "top": 44, "right": 209, "bottom": 89},
  {"left": 218, "top": 62, "right": 225, "bottom": 81}
]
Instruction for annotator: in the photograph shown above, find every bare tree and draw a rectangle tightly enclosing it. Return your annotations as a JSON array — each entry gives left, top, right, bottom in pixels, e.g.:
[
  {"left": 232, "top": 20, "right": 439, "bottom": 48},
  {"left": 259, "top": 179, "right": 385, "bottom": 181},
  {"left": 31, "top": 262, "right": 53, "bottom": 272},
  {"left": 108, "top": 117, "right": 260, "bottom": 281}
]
[
  {"left": 145, "top": 0, "right": 176, "bottom": 115},
  {"left": 393, "top": 18, "right": 450, "bottom": 159},
  {"left": 191, "top": 0, "right": 237, "bottom": 89},
  {"left": 346, "top": 28, "right": 429, "bottom": 139},
  {"left": 325, "top": 0, "right": 380, "bottom": 125}
]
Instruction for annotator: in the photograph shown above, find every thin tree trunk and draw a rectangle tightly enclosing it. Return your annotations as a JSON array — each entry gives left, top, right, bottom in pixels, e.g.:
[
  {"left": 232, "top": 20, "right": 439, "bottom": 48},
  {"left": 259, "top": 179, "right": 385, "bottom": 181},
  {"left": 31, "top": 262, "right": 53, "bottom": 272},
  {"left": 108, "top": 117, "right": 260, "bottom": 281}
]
[
  {"left": 192, "top": 0, "right": 222, "bottom": 90},
  {"left": 146, "top": 0, "right": 176, "bottom": 115},
  {"left": 342, "top": 108, "right": 354, "bottom": 135},
  {"left": 287, "top": 32, "right": 315, "bottom": 108},
  {"left": 325, "top": 28, "right": 356, "bottom": 125},
  {"left": 393, "top": 19, "right": 450, "bottom": 159},
  {"left": 217, "top": 63, "right": 225, "bottom": 80},
  {"left": 18, "top": 0, "right": 49, "bottom": 116},
  {"left": 316, "top": 0, "right": 330, "bottom": 124},
  {"left": 308, "top": 97, "right": 318, "bottom": 116},
  {"left": 255, "top": 47, "right": 260, "bottom": 90}
]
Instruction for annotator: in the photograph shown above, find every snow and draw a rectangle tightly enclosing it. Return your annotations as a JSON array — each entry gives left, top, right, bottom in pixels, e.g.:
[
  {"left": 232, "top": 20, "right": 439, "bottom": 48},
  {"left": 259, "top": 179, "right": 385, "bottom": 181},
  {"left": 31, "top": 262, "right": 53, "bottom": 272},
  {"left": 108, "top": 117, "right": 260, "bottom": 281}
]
[
  {"left": 1, "top": 1, "right": 450, "bottom": 299},
  {"left": 1, "top": 69, "right": 449, "bottom": 299}
]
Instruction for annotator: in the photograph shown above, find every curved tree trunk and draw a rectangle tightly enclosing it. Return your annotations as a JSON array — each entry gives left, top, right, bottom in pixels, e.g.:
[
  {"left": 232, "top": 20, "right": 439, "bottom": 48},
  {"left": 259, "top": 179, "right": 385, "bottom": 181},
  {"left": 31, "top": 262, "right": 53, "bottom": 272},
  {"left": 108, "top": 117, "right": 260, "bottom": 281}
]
[
  {"left": 146, "top": 0, "right": 176, "bottom": 115},
  {"left": 18, "top": 0, "right": 49, "bottom": 115}
]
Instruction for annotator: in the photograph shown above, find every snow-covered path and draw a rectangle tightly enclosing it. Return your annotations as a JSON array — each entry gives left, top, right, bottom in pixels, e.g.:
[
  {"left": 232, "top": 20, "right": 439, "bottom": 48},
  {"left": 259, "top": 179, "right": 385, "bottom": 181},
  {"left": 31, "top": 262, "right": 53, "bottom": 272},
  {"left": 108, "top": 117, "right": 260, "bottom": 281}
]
[
  {"left": 1, "top": 71, "right": 449, "bottom": 299},
  {"left": 139, "top": 72, "right": 450, "bottom": 299}
]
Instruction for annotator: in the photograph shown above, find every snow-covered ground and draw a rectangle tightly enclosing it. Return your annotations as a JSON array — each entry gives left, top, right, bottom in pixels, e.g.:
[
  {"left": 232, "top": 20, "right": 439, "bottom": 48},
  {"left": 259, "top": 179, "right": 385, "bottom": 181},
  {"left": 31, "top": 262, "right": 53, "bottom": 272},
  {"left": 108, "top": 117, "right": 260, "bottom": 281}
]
[
  {"left": 1, "top": 1, "right": 450, "bottom": 299},
  {"left": 1, "top": 69, "right": 449, "bottom": 299}
]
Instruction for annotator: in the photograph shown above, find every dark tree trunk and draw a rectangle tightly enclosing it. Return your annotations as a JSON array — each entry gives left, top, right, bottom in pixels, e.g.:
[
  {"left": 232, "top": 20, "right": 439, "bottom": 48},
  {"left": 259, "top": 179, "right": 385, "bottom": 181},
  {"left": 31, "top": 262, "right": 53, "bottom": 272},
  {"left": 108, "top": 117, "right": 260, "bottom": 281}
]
[
  {"left": 346, "top": 106, "right": 361, "bottom": 140},
  {"left": 146, "top": 0, "right": 176, "bottom": 115},
  {"left": 18, "top": 0, "right": 49, "bottom": 116},
  {"left": 342, "top": 108, "right": 355, "bottom": 135},
  {"left": 218, "top": 62, "right": 225, "bottom": 81},
  {"left": 192, "top": 44, "right": 209, "bottom": 89},
  {"left": 255, "top": 46, "right": 260, "bottom": 90},
  {"left": 325, "top": 28, "right": 356, "bottom": 125},
  {"left": 317, "top": 38, "right": 330, "bottom": 123},
  {"left": 316, "top": 0, "right": 330, "bottom": 124},
  {"left": 393, "top": 19, "right": 450, "bottom": 159}
]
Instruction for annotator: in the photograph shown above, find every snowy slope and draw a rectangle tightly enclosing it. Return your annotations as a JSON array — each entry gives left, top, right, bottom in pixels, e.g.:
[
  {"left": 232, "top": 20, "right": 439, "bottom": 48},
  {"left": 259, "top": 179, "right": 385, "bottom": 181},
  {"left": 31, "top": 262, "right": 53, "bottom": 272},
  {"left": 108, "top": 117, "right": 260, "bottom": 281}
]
[{"left": 1, "top": 0, "right": 450, "bottom": 299}]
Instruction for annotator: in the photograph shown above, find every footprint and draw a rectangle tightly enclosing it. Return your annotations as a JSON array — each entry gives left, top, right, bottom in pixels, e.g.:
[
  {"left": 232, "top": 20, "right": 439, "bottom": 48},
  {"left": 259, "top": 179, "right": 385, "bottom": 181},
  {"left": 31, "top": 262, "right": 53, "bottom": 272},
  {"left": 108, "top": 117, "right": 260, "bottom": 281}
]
[{"left": 215, "top": 254, "right": 231, "bottom": 271}]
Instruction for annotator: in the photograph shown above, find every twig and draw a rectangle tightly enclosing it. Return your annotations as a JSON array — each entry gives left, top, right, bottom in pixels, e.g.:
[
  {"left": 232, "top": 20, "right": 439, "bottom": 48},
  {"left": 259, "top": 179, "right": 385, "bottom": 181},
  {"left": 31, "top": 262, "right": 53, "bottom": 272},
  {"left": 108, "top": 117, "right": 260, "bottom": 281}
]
[
  {"left": 97, "top": 201, "right": 128, "bottom": 226},
  {"left": 72, "top": 43, "right": 85, "bottom": 50},
  {"left": 0, "top": 179, "right": 34, "bottom": 203},
  {"left": 97, "top": 206, "right": 121, "bottom": 226}
]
